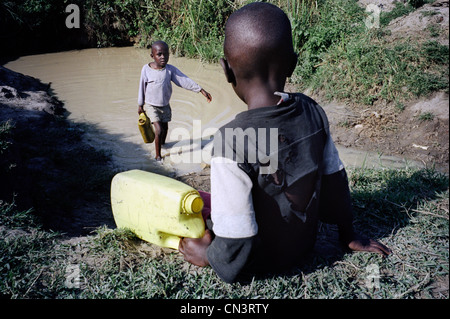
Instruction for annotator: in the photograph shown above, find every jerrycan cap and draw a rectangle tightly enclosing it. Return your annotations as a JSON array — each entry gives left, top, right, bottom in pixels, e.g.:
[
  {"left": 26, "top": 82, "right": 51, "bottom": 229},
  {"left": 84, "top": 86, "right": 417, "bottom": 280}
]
[
  {"left": 182, "top": 192, "right": 204, "bottom": 214},
  {"left": 138, "top": 112, "right": 147, "bottom": 125}
]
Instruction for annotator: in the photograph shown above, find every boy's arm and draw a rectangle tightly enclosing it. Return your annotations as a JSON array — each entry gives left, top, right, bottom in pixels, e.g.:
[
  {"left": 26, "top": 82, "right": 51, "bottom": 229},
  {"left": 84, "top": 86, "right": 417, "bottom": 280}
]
[
  {"left": 137, "top": 66, "right": 146, "bottom": 113},
  {"left": 170, "top": 66, "right": 201, "bottom": 92},
  {"left": 178, "top": 230, "right": 212, "bottom": 267},
  {"left": 319, "top": 169, "right": 391, "bottom": 256},
  {"left": 170, "top": 66, "right": 211, "bottom": 102},
  {"left": 179, "top": 156, "right": 258, "bottom": 283},
  {"left": 319, "top": 126, "right": 391, "bottom": 256}
]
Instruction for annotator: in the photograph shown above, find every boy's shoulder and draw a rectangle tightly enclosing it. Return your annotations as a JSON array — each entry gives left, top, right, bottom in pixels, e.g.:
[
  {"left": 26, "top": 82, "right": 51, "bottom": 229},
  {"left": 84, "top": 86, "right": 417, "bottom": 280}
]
[
  {"left": 141, "top": 63, "right": 175, "bottom": 70},
  {"left": 292, "top": 92, "right": 319, "bottom": 105},
  {"left": 213, "top": 92, "right": 329, "bottom": 147},
  {"left": 220, "top": 92, "right": 323, "bottom": 128}
]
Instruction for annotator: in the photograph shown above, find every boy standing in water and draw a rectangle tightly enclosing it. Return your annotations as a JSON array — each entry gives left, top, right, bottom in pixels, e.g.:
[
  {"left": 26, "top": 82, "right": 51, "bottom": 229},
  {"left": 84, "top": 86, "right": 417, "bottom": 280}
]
[
  {"left": 138, "top": 41, "right": 212, "bottom": 161},
  {"left": 179, "top": 3, "right": 391, "bottom": 283}
]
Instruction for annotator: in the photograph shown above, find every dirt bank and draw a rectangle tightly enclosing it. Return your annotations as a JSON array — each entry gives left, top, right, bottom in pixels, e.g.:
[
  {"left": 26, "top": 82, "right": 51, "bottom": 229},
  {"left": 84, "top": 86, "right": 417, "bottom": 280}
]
[
  {"left": 0, "top": 66, "right": 116, "bottom": 235},
  {"left": 313, "top": 90, "right": 449, "bottom": 173},
  {"left": 304, "top": 0, "right": 449, "bottom": 173}
]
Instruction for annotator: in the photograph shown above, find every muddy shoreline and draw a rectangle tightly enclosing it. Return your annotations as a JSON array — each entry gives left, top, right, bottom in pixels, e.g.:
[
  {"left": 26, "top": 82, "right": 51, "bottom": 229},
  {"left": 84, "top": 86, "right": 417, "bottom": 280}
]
[
  {"left": 1, "top": 66, "right": 117, "bottom": 235},
  {"left": 309, "top": 89, "right": 449, "bottom": 174}
]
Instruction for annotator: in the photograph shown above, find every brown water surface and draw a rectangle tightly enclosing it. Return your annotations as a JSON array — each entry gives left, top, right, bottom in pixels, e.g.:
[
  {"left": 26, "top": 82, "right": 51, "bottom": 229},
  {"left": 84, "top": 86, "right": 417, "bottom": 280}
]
[{"left": 6, "top": 47, "right": 423, "bottom": 174}]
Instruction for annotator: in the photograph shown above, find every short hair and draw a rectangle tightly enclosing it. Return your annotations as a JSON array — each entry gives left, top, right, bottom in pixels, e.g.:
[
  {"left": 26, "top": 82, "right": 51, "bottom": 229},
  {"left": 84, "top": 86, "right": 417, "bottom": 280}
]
[
  {"left": 224, "top": 2, "right": 295, "bottom": 79},
  {"left": 151, "top": 40, "right": 169, "bottom": 51}
]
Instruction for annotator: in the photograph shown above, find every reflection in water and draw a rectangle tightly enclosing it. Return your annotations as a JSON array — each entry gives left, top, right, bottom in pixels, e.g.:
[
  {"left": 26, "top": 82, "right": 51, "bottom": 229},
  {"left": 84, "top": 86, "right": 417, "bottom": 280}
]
[{"left": 5, "top": 47, "right": 423, "bottom": 175}]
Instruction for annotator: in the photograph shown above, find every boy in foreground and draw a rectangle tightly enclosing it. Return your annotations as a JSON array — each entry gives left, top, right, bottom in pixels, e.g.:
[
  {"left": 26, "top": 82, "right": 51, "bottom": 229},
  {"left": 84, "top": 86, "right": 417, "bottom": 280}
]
[{"left": 179, "top": 2, "right": 391, "bottom": 283}]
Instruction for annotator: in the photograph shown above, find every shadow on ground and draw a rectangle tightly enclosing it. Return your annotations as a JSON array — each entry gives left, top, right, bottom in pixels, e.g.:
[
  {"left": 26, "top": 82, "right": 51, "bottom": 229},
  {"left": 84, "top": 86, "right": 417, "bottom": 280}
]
[{"left": 0, "top": 68, "right": 174, "bottom": 236}]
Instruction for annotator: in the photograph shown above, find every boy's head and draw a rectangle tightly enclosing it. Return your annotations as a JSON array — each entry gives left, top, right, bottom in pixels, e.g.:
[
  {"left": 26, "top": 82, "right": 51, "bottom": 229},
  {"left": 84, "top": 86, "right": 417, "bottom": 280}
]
[
  {"left": 151, "top": 41, "right": 169, "bottom": 69},
  {"left": 221, "top": 3, "right": 297, "bottom": 91}
]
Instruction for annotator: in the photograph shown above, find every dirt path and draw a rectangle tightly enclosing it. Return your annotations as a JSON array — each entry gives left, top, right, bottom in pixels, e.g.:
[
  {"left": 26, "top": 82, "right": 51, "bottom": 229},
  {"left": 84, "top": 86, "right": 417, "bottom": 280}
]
[{"left": 318, "top": 91, "right": 449, "bottom": 173}]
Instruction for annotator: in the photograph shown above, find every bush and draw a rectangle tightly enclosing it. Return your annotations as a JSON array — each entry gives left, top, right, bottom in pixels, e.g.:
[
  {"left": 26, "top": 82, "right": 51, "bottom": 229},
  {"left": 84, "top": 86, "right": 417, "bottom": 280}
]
[{"left": 290, "top": 0, "right": 366, "bottom": 85}]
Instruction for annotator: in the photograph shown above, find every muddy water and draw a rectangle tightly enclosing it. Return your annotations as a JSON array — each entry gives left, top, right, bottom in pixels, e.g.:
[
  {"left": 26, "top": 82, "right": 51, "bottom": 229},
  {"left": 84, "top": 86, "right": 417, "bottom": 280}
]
[
  {"left": 6, "top": 47, "right": 247, "bottom": 174},
  {"left": 5, "top": 47, "right": 423, "bottom": 174}
]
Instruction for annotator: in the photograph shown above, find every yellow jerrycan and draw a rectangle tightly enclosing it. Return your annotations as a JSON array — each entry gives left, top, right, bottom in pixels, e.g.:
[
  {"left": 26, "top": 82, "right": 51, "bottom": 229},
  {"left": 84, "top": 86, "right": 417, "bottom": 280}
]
[
  {"left": 111, "top": 170, "right": 205, "bottom": 249},
  {"left": 138, "top": 112, "right": 155, "bottom": 143}
]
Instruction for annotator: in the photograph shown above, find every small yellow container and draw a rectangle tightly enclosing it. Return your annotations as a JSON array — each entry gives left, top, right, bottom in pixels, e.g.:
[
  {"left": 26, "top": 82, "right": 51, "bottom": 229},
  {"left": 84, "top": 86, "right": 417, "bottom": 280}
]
[
  {"left": 138, "top": 112, "right": 155, "bottom": 143},
  {"left": 111, "top": 170, "right": 205, "bottom": 249}
]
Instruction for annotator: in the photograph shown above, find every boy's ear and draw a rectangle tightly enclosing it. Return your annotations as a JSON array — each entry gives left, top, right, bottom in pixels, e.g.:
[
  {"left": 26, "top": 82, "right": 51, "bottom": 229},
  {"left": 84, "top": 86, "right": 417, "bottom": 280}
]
[
  {"left": 220, "top": 58, "right": 236, "bottom": 85},
  {"left": 286, "top": 53, "right": 298, "bottom": 78}
]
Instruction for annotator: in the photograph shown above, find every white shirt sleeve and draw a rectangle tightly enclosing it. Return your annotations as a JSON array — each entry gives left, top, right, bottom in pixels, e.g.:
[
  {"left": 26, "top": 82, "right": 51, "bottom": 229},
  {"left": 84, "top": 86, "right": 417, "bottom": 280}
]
[
  {"left": 170, "top": 65, "right": 202, "bottom": 93},
  {"left": 137, "top": 65, "right": 147, "bottom": 106},
  {"left": 323, "top": 134, "right": 344, "bottom": 175},
  {"left": 210, "top": 156, "right": 258, "bottom": 239}
]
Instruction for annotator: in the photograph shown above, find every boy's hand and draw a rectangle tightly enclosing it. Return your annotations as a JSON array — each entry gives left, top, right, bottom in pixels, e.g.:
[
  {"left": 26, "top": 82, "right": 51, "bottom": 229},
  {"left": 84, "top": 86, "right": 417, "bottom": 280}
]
[
  {"left": 200, "top": 88, "right": 212, "bottom": 103},
  {"left": 179, "top": 229, "right": 213, "bottom": 267},
  {"left": 338, "top": 221, "right": 391, "bottom": 257},
  {"left": 138, "top": 105, "right": 145, "bottom": 114},
  {"left": 346, "top": 233, "right": 392, "bottom": 257}
]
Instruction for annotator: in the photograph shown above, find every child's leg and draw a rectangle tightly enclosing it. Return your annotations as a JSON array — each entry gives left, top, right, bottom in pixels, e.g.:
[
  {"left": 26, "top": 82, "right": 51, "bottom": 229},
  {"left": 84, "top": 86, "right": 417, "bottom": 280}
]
[
  {"left": 147, "top": 104, "right": 170, "bottom": 160},
  {"left": 153, "top": 121, "right": 163, "bottom": 160},
  {"left": 161, "top": 122, "right": 169, "bottom": 145}
]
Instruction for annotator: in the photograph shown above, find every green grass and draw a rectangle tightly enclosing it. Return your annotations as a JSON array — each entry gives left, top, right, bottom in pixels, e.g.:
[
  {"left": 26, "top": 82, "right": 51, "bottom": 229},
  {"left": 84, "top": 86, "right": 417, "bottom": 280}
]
[
  {"left": 418, "top": 112, "right": 435, "bottom": 121},
  {"left": 305, "top": 36, "right": 449, "bottom": 105},
  {"left": 0, "top": 208, "right": 62, "bottom": 298},
  {"left": 379, "top": 1, "right": 416, "bottom": 26},
  {"left": 1, "top": 167, "right": 448, "bottom": 299},
  {"left": 291, "top": 1, "right": 449, "bottom": 106}
]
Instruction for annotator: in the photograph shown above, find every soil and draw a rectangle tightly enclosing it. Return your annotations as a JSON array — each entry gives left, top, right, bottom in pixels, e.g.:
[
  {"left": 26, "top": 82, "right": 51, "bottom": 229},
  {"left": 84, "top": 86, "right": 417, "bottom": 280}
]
[
  {"left": 386, "top": 0, "right": 449, "bottom": 46},
  {"left": 0, "top": 66, "right": 117, "bottom": 235},
  {"left": 310, "top": 90, "right": 449, "bottom": 173}
]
